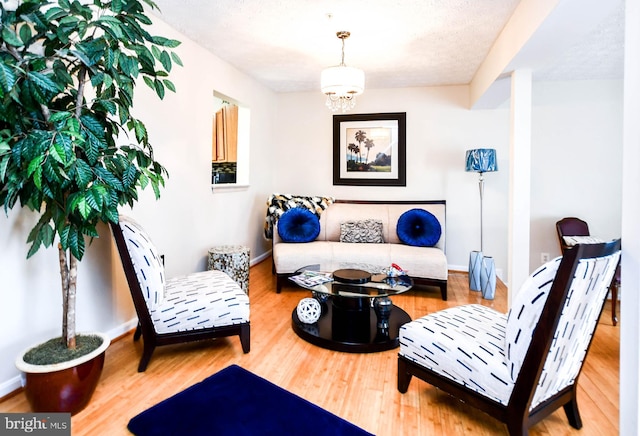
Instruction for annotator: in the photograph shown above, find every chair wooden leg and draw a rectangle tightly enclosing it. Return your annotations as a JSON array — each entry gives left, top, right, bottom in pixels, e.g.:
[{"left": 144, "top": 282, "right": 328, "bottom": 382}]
[
  {"left": 506, "top": 420, "right": 527, "bottom": 436},
  {"left": 240, "top": 323, "right": 250, "bottom": 353},
  {"left": 397, "top": 357, "right": 413, "bottom": 393},
  {"left": 440, "top": 282, "right": 447, "bottom": 301},
  {"left": 563, "top": 396, "right": 583, "bottom": 429},
  {"left": 611, "top": 282, "right": 619, "bottom": 326},
  {"left": 138, "top": 342, "right": 155, "bottom": 372},
  {"left": 133, "top": 323, "right": 142, "bottom": 340}
]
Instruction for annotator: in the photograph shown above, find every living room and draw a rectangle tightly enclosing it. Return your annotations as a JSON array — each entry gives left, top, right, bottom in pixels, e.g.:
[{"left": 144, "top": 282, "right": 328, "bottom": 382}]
[{"left": 0, "top": 0, "right": 638, "bottom": 433}]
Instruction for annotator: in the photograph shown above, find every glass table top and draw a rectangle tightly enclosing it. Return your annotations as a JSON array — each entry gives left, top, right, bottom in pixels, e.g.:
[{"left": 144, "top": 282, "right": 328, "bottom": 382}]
[{"left": 290, "top": 263, "right": 413, "bottom": 298}]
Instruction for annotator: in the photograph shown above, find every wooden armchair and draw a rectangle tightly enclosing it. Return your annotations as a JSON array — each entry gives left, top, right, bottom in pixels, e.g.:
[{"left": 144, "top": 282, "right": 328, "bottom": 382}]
[
  {"left": 110, "top": 215, "right": 250, "bottom": 372},
  {"left": 398, "top": 239, "right": 621, "bottom": 435},
  {"left": 556, "top": 216, "right": 621, "bottom": 325}
]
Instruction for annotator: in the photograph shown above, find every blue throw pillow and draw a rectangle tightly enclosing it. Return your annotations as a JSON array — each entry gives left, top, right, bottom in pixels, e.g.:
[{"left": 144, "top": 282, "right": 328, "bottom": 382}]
[
  {"left": 277, "top": 208, "right": 321, "bottom": 243},
  {"left": 396, "top": 208, "right": 442, "bottom": 247}
]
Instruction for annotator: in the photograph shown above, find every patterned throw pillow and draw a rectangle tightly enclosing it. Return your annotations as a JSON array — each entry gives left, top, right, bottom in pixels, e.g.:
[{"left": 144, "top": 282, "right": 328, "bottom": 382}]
[
  {"left": 277, "top": 208, "right": 321, "bottom": 243},
  {"left": 339, "top": 219, "right": 384, "bottom": 243},
  {"left": 396, "top": 208, "right": 441, "bottom": 247}
]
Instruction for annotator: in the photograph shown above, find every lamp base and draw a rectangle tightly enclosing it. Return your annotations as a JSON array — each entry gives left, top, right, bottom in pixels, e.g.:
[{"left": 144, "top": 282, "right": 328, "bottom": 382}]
[
  {"left": 481, "top": 256, "right": 497, "bottom": 300},
  {"left": 468, "top": 251, "right": 482, "bottom": 291}
]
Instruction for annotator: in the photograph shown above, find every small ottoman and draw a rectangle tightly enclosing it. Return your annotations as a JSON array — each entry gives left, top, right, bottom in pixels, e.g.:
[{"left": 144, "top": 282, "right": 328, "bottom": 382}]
[{"left": 208, "top": 245, "right": 250, "bottom": 295}]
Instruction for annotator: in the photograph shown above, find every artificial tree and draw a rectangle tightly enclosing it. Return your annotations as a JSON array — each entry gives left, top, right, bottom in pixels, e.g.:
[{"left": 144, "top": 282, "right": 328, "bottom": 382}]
[{"left": 0, "top": 0, "right": 181, "bottom": 359}]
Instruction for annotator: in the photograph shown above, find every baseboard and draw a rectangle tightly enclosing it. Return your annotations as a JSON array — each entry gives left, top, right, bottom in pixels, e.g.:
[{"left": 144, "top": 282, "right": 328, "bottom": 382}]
[
  {"left": 251, "top": 250, "right": 271, "bottom": 266},
  {"left": 0, "top": 318, "right": 139, "bottom": 401},
  {"left": 449, "top": 263, "right": 505, "bottom": 283}
]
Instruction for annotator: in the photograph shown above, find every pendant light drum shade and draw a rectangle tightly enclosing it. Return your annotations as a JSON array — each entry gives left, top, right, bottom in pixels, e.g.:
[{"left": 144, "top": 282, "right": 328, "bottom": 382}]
[
  {"left": 321, "top": 65, "right": 365, "bottom": 98},
  {"left": 321, "top": 31, "right": 364, "bottom": 112}
]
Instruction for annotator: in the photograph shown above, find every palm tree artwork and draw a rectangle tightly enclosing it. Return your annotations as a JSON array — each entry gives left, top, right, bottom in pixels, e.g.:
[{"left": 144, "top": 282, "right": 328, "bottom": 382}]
[{"left": 345, "top": 127, "right": 392, "bottom": 173}]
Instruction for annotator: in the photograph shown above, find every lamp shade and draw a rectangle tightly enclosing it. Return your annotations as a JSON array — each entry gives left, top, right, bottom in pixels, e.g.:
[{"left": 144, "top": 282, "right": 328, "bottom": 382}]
[
  {"left": 465, "top": 148, "right": 498, "bottom": 173},
  {"left": 321, "top": 65, "right": 365, "bottom": 97}
]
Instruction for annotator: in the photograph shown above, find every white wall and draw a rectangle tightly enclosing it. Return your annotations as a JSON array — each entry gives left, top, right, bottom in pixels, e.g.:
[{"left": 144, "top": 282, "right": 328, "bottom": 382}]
[
  {"left": 530, "top": 80, "right": 623, "bottom": 270},
  {"left": 275, "top": 86, "right": 511, "bottom": 277},
  {"left": 0, "top": 17, "right": 277, "bottom": 394}
]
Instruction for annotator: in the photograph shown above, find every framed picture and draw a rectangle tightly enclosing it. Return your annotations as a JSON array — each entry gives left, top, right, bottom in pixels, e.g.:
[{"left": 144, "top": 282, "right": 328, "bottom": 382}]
[{"left": 333, "top": 112, "right": 406, "bottom": 186}]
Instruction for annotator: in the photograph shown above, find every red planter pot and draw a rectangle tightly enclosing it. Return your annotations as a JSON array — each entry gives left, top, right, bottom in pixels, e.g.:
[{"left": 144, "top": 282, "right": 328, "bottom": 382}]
[{"left": 15, "top": 332, "right": 110, "bottom": 415}]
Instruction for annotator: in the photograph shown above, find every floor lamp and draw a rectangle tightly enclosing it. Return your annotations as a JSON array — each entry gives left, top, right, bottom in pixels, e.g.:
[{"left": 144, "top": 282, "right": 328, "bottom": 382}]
[{"left": 465, "top": 148, "right": 498, "bottom": 297}]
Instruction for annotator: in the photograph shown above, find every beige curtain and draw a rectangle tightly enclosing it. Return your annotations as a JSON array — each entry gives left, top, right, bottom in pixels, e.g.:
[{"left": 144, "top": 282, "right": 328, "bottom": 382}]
[{"left": 212, "top": 104, "right": 238, "bottom": 162}]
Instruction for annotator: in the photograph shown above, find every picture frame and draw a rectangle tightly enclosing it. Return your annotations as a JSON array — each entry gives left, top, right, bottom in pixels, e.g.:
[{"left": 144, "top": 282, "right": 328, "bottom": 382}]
[{"left": 333, "top": 112, "right": 406, "bottom": 186}]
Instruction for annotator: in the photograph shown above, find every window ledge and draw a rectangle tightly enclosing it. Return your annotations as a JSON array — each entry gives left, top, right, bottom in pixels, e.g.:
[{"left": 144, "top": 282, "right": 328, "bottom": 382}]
[{"left": 211, "top": 184, "right": 250, "bottom": 193}]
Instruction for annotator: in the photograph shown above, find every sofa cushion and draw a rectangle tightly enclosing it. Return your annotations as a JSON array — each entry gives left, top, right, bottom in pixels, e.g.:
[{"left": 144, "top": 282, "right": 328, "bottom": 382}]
[
  {"left": 277, "top": 208, "right": 321, "bottom": 243},
  {"left": 340, "top": 219, "right": 384, "bottom": 243},
  {"left": 397, "top": 208, "right": 442, "bottom": 247}
]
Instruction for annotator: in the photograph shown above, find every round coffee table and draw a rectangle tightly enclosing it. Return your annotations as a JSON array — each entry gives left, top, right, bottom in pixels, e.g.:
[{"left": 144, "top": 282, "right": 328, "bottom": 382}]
[{"left": 290, "top": 265, "right": 413, "bottom": 353}]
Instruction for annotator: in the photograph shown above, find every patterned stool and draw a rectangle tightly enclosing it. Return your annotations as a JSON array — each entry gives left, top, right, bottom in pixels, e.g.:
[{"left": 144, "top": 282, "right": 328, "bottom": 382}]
[{"left": 208, "top": 245, "right": 250, "bottom": 295}]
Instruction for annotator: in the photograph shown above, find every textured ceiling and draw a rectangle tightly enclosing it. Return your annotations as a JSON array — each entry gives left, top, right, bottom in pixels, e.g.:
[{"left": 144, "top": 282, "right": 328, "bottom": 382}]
[{"left": 150, "top": 0, "right": 624, "bottom": 94}]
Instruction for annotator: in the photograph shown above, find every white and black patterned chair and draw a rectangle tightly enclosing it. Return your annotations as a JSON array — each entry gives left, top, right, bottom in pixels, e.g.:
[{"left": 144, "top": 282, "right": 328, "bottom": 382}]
[
  {"left": 398, "top": 239, "right": 621, "bottom": 435},
  {"left": 111, "top": 215, "right": 250, "bottom": 372}
]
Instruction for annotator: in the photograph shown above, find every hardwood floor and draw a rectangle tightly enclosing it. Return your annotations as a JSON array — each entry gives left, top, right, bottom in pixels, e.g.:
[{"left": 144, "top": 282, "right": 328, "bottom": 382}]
[{"left": 0, "top": 258, "right": 619, "bottom": 435}]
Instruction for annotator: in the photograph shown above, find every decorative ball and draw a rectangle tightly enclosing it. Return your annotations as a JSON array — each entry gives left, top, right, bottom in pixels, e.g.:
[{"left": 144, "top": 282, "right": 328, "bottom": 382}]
[{"left": 296, "top": 298, "right": 322, "bottom": 324}]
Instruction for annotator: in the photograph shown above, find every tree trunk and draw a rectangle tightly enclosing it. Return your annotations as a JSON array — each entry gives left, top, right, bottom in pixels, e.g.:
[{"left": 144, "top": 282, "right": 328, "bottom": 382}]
[
  {"left": 67, "top": 254, "right": 77, "bottom": 349},
  {"left": 58, "top": 244, "right": 76, "bottom": 349}
]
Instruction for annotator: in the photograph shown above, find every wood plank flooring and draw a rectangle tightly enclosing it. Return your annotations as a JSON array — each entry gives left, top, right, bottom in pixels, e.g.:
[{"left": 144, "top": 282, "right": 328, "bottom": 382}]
[{"left": 0, "top": 258, "right": 619, "bottom": 435}]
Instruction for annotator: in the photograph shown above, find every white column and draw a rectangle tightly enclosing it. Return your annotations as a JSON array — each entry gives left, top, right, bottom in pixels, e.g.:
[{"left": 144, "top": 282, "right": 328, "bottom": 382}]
[
  {"left": 507, "top": 69, "right": 532, "bottom": 305},
  {"left": 620, "top": 0, "right": 640, "bottom": 433}
]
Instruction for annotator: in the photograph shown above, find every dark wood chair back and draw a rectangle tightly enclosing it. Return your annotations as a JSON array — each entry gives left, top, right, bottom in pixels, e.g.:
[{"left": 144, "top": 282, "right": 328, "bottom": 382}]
[{"left": 556, "top": 217, "right": 590, "bottom": 253}]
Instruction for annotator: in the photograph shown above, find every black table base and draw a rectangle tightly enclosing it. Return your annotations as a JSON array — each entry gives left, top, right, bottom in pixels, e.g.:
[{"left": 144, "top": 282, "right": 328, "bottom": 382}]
[{"left": 291, "top": 296, "right": 411, "bottom": 353}]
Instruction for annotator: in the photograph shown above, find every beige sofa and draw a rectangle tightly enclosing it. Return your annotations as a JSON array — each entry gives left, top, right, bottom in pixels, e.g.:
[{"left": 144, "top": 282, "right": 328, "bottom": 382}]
[{"left": 272, "top": 200, "right": 448, "bottom": 299}]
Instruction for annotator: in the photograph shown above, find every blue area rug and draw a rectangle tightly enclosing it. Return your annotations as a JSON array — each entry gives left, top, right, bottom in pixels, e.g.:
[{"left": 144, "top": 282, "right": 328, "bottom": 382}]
[{"left": 128, "top": 364, "right": 374, "bottom": 436}]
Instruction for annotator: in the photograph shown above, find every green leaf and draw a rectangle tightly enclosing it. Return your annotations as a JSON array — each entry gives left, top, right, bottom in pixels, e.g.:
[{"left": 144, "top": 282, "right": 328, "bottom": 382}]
[
  {"left": 111, "top": 0, "right": 123, "bottom": 13},
  {"left": 48, "top": 142, "right": 66, "bottom": 164},
  {"left": 80, "top": 114, "right": 105, "bottom": 139},
  {"left": 152, "top": 36, "right": 181, "bottom": 48},
  {"left": 122, "top": 165, "right": 137, "bottom": 189},
  {"left": 154, "top": 79, "right": 165, "bottom": 99},
  {"left": 143, "top": 76, "right": 154, "bottom": 90},
  {"left": 18, "top": 23, "right": 33, "bottom": 45},
  {"left": 90, "top": 72, "right": 105, "bottom": 87},
  {"left": 2, "top": 27, "right": 24, "bottom": 47},
  {"left": 0, "top": 63, "right": 16, "bottom": 93},
  {"left": 163, "top": 79, "right": 176, "bottom": 93},
  {"left": 133, "top": 120, "right": 147, "bottom": 143},
  {"left": 69, "top": 49, "right": 93, "bottom": 68},
  {"left": 0, "top": 155, "right": 9, "bottom": 182},
  {"left": 69, "top": 227, "right": 86, "bottom": 261},
  {"left": 151, "top": 45, "right": 161, "bottom": 60},
  {"left": 45, "top": 7, "right": 67, "bottom": 22},
  {"left": 170, "top": 52, "right": 183, "bottom": 67},
  {"left": 28, "top": 71, "right": 59, "bottom": 93},
  {"left": 76, "top": 196, "right": 91, "bottom": 219},
  {"left": 27, "top": 156, "right": 43, "bottom": 177},
  {"left": 33, "top": 164, "right": 43, "bottom": 189},
  {"left": 159, "top": 50, "right": 171, "bottom": 72},
  {"left": 73, "top": 159, "right": 94, "bottom": 188},
  {"left": 97, "top": 16, "right": 124, "bottom": 39},
  {"left": 49, "top": 111, "right": 72, "bottom": 123},
  {"left": 87, "top": 185, "right": 106, "bottom": 211}
]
